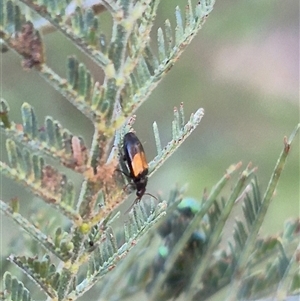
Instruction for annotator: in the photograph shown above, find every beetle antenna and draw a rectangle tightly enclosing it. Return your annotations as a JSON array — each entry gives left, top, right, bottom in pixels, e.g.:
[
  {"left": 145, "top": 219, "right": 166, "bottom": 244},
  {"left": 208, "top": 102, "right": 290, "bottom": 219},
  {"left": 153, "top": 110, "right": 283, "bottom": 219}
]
[
  {"left": 124, "top": 197, "right": 140, "bottom": 214},
  {"left": 144, "top": 192, "right": 158, "bottom": 201},
  {"left": 124, "top": 193, "right": 158, "bottom": 214}
]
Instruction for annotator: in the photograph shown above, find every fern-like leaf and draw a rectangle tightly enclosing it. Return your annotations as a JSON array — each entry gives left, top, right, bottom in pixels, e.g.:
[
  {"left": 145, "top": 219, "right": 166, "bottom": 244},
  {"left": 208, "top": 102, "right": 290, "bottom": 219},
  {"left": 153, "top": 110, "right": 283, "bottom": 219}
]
[{"left": 1, "top": 272, "right": 33, "bottom": 301}]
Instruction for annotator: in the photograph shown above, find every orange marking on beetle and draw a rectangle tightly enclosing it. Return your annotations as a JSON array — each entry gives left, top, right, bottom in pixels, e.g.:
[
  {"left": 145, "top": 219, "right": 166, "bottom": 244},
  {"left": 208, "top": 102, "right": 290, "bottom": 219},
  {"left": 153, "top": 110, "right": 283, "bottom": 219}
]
[{"left": 131, "top": 152, "right": 148, "bottom": 177}]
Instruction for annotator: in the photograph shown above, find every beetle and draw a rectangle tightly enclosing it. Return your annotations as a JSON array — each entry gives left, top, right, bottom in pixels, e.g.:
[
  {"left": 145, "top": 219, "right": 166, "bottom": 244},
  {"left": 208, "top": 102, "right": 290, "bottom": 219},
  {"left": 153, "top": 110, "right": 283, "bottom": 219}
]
[
  {"left": 123, "top": 132, "right": 149, "bottom": 198},
  {"left": 146, "top": 198, "right": 206, "bottom": 297},
  {"left": 122, "top": 132, "right": 156, "bottom": 211}
]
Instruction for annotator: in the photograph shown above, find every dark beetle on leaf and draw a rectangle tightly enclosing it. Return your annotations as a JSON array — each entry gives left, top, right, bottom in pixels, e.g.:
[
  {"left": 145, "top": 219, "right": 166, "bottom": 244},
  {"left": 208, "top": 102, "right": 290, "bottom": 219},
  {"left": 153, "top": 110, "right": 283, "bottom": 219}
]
[
  {"left": 122, "top": 132, "right": 157, "bottom": 212},
  {"left": 123, "top": 132, "right": 149, "bottom": 199}
]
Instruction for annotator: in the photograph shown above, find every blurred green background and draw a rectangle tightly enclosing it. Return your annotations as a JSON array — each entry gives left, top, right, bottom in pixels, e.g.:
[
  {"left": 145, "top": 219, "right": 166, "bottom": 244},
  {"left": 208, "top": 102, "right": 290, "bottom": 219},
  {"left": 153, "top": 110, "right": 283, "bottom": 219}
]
[{"left": 1, "top": 0, "right": 299, "bottom": 268}]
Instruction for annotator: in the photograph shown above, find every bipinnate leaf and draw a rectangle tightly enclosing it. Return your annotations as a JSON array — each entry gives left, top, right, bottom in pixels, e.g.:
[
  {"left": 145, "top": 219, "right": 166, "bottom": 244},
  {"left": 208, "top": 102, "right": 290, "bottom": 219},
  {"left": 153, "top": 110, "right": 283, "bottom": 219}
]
[{"left": 1, "top": 272, "right": 33, "bottom": 301}]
